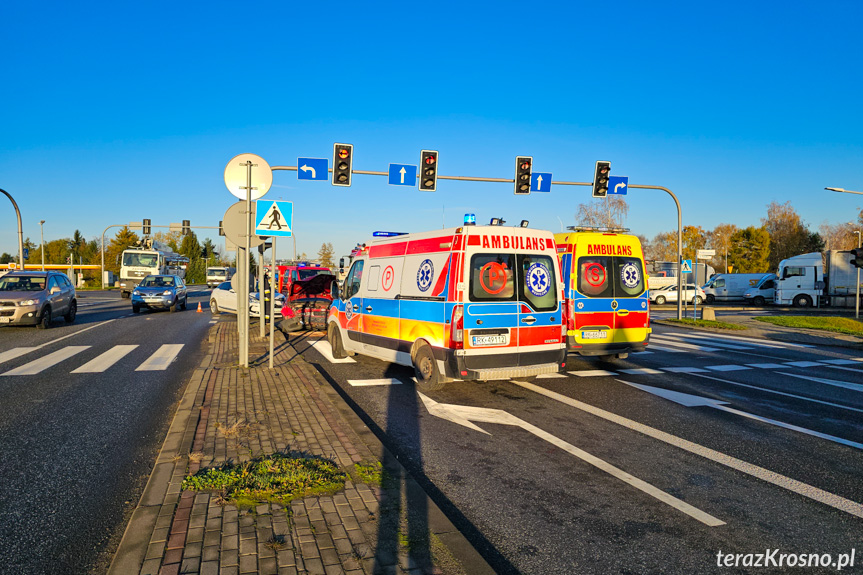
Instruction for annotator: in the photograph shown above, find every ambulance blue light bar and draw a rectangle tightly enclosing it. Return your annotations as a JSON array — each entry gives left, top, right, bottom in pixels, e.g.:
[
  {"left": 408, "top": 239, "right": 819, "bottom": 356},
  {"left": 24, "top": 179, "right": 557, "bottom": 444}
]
[
  {"left": 463, "top": 213, "right": 476, "bottom": 226},
  {"left": 372, "top": 231, "right": 408, "bottom": 237}
]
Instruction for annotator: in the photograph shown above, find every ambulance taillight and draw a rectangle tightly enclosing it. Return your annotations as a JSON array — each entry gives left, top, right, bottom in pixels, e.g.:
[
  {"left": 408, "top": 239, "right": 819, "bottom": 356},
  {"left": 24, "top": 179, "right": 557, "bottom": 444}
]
[
  {"left": 562, "top": 299, "right": 575, "bottom": 332},
  {"left": 450, "top": 305, "right": 464, "bottom": 349}
]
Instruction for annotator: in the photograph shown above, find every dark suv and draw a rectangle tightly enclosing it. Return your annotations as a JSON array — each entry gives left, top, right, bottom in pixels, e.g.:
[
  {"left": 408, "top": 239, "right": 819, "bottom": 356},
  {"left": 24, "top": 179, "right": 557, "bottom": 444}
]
[{"left": 0, "top": 271, "right": 78, "bottom": 328}]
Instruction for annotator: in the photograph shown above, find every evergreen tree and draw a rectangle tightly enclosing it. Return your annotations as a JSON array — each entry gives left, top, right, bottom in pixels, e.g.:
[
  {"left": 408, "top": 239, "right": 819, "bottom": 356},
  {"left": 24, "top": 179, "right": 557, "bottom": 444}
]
[{"left": 318, "top": 242, "right": 335, "bottom": 267}]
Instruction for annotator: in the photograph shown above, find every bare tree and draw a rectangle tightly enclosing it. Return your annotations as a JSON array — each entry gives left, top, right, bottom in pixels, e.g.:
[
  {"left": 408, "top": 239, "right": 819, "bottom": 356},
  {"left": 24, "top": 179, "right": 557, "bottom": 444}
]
[
  {"left": 818, "top": 221, "right": 859, "bottom": 251},
  {"left": 647, "top": 231, "right": 677, "bottom": 261},
  {"left": 575, "top": 196, "right": 629, "bottom": 229},
  {"left": 706, "top": 223, "right": 739, "bottom": 273}
]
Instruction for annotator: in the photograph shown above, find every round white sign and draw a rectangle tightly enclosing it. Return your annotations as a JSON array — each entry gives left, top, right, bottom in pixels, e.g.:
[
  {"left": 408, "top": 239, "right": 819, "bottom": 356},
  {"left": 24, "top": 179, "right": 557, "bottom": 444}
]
[{"left": 224, "top": 153, "right": 272, "bottom": 200}]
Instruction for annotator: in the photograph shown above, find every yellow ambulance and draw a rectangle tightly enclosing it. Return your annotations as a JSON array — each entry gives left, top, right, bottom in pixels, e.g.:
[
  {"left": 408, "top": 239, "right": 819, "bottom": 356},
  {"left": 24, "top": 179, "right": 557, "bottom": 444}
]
[{"left": 554, "top": 227, "right": 650, "bottom": 360}]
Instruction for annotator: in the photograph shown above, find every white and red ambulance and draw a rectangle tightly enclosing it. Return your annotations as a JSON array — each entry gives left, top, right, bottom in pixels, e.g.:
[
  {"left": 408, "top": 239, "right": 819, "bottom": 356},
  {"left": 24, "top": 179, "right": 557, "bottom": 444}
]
[{"left": 326, "top": 217, "right": 567, "bottom": 391}]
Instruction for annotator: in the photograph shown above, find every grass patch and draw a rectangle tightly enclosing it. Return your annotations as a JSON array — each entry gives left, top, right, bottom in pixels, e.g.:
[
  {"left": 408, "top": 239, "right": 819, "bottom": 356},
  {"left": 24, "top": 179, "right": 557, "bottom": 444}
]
[
  {"left": 755, "top": 316, "right": 863, "bottom": 337},
  {"left": 182, "top": 452, "right": 347, "bottom": 505},
  {"left": 662, "top": 318, "right": 748, "bottom": 330},
  {"left": 353, "top": 461, "right": 394, "bottom": 487}
]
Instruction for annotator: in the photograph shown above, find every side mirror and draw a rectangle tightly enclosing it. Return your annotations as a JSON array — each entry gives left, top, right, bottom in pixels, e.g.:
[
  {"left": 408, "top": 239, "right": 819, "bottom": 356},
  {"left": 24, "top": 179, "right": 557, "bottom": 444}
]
[
  {"left": 330, "top": 280, "right": 339, "bottom": 299},
  {"left": 339, "top": 257, "right": 345, "bottom": 268},
  {"left": 50, "top": 286, "right": 60, "bottom": 295}
]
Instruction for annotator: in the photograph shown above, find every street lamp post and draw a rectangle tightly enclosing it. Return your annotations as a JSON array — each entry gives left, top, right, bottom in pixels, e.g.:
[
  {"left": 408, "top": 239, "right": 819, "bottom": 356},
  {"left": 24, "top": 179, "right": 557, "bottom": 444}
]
[
  {"left": 1, "top": 188, "right": 25, "bottom": 270},
  {"left": 825, "top": 187, "right": 863, "bottom": 195},
  {"left": 854, "top": 230, "right": 861, "bottom": 320},
  {"left": 40, "top": 220, "right": 45, "bottom": 271}
]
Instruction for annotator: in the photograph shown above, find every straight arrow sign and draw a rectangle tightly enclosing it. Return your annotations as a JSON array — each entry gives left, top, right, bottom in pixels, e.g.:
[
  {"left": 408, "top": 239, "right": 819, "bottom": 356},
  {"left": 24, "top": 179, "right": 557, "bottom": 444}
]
[
  {"left": 621, "top": 381, "right": 863, "bottom": 450},
  {"left": 418, "top": 393, "right": 725, "bottom": 526}
]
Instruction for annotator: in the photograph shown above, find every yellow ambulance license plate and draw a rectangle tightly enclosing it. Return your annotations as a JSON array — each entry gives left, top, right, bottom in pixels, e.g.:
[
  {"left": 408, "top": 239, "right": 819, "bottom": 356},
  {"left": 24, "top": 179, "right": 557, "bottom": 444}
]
[{"left": 581, "top": 331, "right": 608, "bottom": 340}]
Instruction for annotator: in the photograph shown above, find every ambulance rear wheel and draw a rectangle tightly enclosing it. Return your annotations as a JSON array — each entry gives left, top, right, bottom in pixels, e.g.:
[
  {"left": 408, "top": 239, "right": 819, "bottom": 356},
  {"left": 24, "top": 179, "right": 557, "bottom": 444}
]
[
  {"left": 413, "top": 344, "right": 444, "bottom": 392},
  {"left": 328, "top": 323, "right": 347, "bottom": 359}
]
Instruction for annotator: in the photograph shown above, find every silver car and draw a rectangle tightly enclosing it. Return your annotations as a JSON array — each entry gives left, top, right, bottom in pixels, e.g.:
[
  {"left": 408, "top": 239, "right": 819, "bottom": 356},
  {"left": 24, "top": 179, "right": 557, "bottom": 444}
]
[
  {"left": 131, "top": 275, "right": 188, "bottom": 313},
  {"left": 0, "top": 271, "right": 77, "bottom": 329}
]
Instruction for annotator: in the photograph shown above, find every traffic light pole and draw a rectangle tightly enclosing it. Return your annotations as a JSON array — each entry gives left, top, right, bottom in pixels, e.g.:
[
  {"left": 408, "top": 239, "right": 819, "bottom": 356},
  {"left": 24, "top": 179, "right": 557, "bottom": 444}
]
[
  {"left": 1, "top": 188, "right": 26, "bottom": 272},
  {"left": 270, "top": 166, "right": 685, "bottom": 320}
]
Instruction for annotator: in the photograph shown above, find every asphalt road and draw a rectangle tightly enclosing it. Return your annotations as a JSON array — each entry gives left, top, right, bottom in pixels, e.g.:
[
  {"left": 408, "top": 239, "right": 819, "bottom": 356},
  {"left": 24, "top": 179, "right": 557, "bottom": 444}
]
[
  {"left": 294, "top": 326, "right": 863, "bottom": 575},
  {"left": 0, "top": 287, "right": 215, "bottom": 575}
]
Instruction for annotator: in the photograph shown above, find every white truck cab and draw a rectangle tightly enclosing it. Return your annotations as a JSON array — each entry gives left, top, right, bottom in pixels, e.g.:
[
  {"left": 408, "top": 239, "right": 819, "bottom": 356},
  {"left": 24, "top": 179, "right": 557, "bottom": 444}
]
[{"left": 774, "top": 253, "right": 824, "bottom": 307}]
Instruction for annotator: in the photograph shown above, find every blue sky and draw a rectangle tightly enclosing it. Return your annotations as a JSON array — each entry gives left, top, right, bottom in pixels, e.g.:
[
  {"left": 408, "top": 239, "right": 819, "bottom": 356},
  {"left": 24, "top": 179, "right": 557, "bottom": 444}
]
[{"left": 2, "top": 1, "right": 862, "bottom": 262}]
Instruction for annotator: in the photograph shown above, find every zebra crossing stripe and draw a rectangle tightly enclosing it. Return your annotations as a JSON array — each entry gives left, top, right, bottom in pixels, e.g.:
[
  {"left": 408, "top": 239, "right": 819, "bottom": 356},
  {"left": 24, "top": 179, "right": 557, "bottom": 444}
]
[
  {"left": 649, "top": 336, "right": 721, "bottom": 352},
  {"left": 0, "top": 347, "right": 39, "bottom": 366},
  {"left": 2, "top": 346, "right": 91, "bottom": 376},
  {"left": 135, "top": 344, "right": 184, "bottom": 371},
  {"left": 569, "top": 370, "right": 616, "bottom": 377},
  {"left": 705, "top": 365, "right": 751, "bottom": 372},
  {"left": 71, "top": 345, "right": 139, "bottom": 374},
  {"left": 348, "top": 378, "right": 402, "bottom": 386},
  {"left": 311, "top": 340, "right": 356, "bottom": 363},
  {"left": 619, "top": 368, "right": 664, "bottom": 375}
]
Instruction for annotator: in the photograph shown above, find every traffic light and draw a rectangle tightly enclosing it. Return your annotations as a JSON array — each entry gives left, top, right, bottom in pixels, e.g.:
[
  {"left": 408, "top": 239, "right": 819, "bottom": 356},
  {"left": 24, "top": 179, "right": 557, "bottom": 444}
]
[
  {"left": 592, "top": 161, "right": 611, "bottom": 198},
  {"left": 848, "top": 248, "right": 863, "bottom": 269},
  {"left": 143, "top": 218, "right": 151, "bottom": 235},
  {"left": 419, "top": 150, "right": 438, "bottom": 192},
  {"left": 514, "top": 156, "right": 532, "bottom": 195},
  {"left": 182, "top": 220, "right": 190, "bottom": 235},
  {"left": 332, "top": 143, "right": 353, "bottom": 187}
]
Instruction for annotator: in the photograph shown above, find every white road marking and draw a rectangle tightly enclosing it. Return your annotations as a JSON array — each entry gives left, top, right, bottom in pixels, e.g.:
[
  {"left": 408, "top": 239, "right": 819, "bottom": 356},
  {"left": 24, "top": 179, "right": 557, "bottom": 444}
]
[
  {"left": 0, "top": 347, "right": 39, "bottom": 366},
  {"left": 644, "top": 344, "right": 685, "bottom": 353},
  {"left": 348, "top": 378, "right": 402, "bottom": 386},
  {"left": 778, "top": 372, "right": 863, "bottom": 393},
  {"left": 311, "top": 340, "right": 356, "bottom": 363},
  {"left": 512, "top": 380, "right": 863, "bottom": 519},
  {"left": 135, "top": 344, "right": 184, "bottom": 371},
  {"left": 619, "top": 368, "right": 664, "bottom": 375},
  {"left": 783, "top": 361, "right": 824, "bottom": 368},
  {"left": 622, "top": 380, "right": 863, "bottom": 450},
  {"left": 649, "top": 336, "right": 720, "bottom": 352},
  {"left": 662, "top": 367, "right": 709, "bottom": 374},
  {"left": 419, "top": 392, "right": 725, "bottom": 527},
  {"left": 678, "top": 332, "right": 813, "bottom": 348},
  {"left": 663, "top": 335, "right": 753, "bottom": 351},
  {"left": 747, "top": 363, "right": 788, "bottom": 369},
  {"left": 71, "top": 345, "right": 138, "bottom": 373},
  {"left": 568, "top": 370, "right": 616, "bottom": 377},
  {"left": 820, "top": 359, "right": 862, "bottom": 366},
  {"left": 536, "top": 372, "right": 568, "bottom": 378},
  {"left": 2, "top": 346, "right": 91, "bottom": 376},
  {"left": 705, "top": 365, "right": 750, "bottom": 372}
]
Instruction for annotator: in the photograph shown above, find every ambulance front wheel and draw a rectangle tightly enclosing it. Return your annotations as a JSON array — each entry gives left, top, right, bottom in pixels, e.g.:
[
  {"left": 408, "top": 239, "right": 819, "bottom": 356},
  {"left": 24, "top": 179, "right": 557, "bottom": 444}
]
[
  {"left": 328, "top": 323, "right": 348, "bottom": 359},
  {"left": 413, "top": 344, "right": 445, "bottom": 392}
]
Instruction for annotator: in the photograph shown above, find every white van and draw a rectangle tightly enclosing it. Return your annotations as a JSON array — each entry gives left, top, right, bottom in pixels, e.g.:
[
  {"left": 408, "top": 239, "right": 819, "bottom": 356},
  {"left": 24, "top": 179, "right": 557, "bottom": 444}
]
[
  {"left": 327, "top": 221, "right": 567, "bottom": 391},
  {"left": 742, "top": 274, "right": 777, "bottom": 305},
  {"left": 702, "top": 273, "right": 772, "bottom": 303},
  {"left": 206, "top": 267, "right": 236, "bottom": 288}
]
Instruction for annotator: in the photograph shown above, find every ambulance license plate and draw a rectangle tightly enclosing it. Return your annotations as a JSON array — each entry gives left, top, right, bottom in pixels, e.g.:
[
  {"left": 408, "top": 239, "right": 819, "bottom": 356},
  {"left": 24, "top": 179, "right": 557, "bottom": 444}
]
[
  {"left": 472, "top": 334, "right": 507, "bottom": 346},
  {"left": 581, "top": 331, "right": 608, "bottom": 340}
]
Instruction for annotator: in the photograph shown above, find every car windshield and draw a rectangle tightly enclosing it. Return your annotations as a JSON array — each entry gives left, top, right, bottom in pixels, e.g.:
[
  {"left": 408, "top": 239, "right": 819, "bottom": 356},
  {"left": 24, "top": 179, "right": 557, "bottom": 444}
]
[
  {"left": 123, "top": 252, "right": 159, "bottom": 267},
  {"left": 140, "top": 277, "right": 174, "bottom": 288},
  {"left": 0, "top": 275, "right": 47, "bottom": 291},
  {"left": 298, "top": 269, "right": 327, "bottom": 280},
  {"left": 208, "top": 269, "right": 227, "bottom": 277}
]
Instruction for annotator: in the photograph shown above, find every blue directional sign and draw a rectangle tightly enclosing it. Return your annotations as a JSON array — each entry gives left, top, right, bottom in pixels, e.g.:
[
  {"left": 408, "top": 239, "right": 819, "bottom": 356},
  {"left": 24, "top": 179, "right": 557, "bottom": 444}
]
[
  {"left": 388, "top": 164, "right": 417, "bottom": 187},
  {"left": 23, "top": 248, "right": 29, "bottom": 260},
  {"left": 255, "top": 200, "right": 293, "bottom": 237},
  {"left": 297, "top": 157, "right": 328, "bottom": 181},
  {"left": 608, "top": 176, "right": 629, "bottom": 195},
  {"left": 530, "top": 172, "right": 552, "bottom": 193},
  {"left": 681, "top": 259, "right": 693, "bottom": 273}
]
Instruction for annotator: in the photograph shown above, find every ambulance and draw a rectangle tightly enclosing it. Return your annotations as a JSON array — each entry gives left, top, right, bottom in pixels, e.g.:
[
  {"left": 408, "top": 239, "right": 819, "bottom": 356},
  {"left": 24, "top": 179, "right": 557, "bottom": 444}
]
[
  {"left": 554, "top": 227, "right": 650, "bottom": 360},
  {"left": 327, "top": 217, "right": 567, "bottom": 391}
]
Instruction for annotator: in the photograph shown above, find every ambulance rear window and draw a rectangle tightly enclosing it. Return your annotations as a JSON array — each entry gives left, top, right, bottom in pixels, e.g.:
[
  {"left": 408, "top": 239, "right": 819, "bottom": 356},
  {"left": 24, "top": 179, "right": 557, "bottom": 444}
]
[
  {"left": 470, "top": 254, "right": 516, "bottom": 302},
  {"left": 577, "top": 256, "right": 645, "bottom": 298},
  {"left": 469, "top": 253, "right": 558, "bottom": 311}
]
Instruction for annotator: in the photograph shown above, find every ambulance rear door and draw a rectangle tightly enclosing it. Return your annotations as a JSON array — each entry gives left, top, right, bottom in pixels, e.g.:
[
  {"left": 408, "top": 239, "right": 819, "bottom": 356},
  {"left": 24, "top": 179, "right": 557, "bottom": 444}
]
[{"left": 516, "top": 252, "right": 562, "bottom": 364}]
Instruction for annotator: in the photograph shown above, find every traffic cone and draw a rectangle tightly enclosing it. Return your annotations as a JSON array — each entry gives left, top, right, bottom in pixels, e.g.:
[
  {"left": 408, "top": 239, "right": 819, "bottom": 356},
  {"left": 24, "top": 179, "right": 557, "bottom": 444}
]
[{"left": 197, "top": 302, "right": 203, "bottom": 313}]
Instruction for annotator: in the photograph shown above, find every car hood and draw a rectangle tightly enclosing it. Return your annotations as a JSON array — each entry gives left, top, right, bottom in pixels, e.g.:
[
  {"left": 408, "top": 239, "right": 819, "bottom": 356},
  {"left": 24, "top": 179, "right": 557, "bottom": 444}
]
[
  {"left": 136, "top": 286, "right": 175, "bottom": 294},
  {"left": 289, "top": 274, "right": 336, "bottom": 300},
  {"left": 0, "top": 289, "right": 47, "bottom": 300}
]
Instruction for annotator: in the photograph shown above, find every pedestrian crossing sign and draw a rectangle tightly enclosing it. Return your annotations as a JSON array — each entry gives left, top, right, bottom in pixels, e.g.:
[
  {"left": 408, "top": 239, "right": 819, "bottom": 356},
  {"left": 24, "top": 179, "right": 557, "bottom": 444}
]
[
  {"left": 255, "top": 200, "right": 293, "bottom": 237},
  {"left": 681, "top": 259, "right": 692, "bottom": 273}
]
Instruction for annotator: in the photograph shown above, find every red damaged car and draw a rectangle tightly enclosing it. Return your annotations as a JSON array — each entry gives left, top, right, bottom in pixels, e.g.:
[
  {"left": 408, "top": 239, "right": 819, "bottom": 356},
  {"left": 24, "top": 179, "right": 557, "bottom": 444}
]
[{"left": 281, "top": 272, "right": 336, "bottom": 332}]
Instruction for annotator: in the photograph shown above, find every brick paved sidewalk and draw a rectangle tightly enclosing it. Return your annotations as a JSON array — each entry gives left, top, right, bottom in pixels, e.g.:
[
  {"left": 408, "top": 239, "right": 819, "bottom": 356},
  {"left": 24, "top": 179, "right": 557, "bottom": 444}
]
[{"left": 109, "top": 319, "right": 485, "bottom": 575}]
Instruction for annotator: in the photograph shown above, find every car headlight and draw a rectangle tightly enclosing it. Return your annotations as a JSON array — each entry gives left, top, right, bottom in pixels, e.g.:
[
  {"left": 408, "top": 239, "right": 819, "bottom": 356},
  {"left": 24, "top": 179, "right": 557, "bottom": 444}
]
[
  {"left": 18, "top": 299, "right": 37, "bottom": 306},
  {"left": 132, "top": 290, "right": 141, "bottom": 296},
  {"left": 162, "top": 290, "right": 173, "bottom": 296}
]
